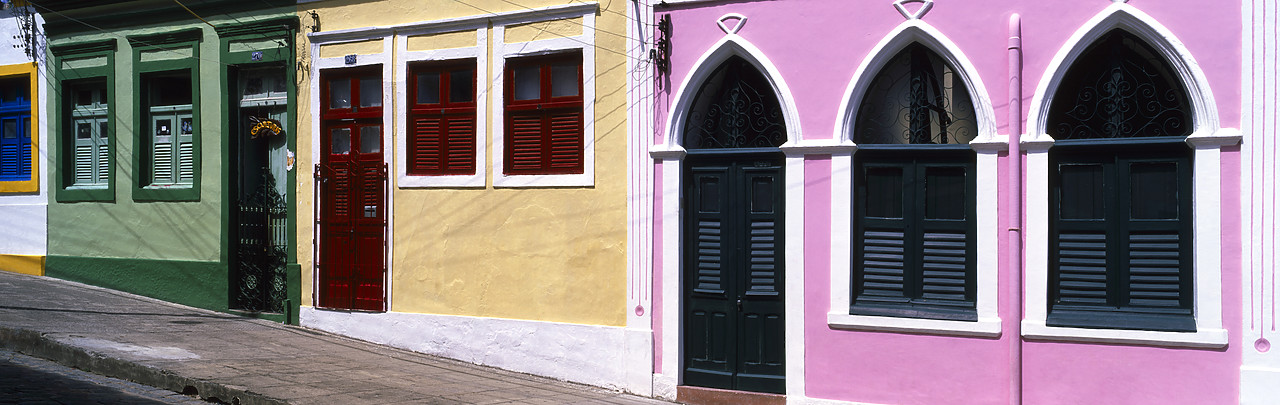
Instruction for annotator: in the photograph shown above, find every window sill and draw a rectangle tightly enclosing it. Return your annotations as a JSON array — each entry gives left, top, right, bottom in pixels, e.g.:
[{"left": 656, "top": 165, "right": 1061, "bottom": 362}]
[
  {"left": 828, "top": 312, "right": 1002, "bottom": 337},
  {"left": 397, "top": 172, "right": 484, "bottom": 188},
  {"left": 493, "top": 172, "right": 592, "bottom": 188},
  {"left": 1021, "top": 320, "right": 1228, "bottom": 348},
  {"left": 133, "top": 184, "right": 199, "bottom": 202}
]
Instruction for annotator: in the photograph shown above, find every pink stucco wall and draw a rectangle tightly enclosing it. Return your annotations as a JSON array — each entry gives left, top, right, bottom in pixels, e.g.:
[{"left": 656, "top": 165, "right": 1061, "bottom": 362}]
[{"left": 653, "top": 0, "right": 1242, "bottom": 403}]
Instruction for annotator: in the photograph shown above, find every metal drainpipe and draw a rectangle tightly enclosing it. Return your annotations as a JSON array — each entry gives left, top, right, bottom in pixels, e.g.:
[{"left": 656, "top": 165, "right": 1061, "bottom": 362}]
[{"left": 1007, "top": 13, "right": 1024, "bottom": 405}]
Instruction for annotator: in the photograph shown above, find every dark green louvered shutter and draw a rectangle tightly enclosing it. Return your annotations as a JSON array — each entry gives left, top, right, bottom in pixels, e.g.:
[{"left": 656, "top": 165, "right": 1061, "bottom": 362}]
[
  {"left": 853, "top": 151, "right": 976, "bottom": 320},
  {"left": 1049, "top": 142, "right": 1194, "bottom": 331}
]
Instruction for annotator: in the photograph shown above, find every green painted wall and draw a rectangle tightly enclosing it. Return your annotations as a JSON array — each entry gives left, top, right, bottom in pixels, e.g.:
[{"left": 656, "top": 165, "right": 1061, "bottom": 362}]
[
  {"left": 46, "top": 256, "right": 228, "bottom": 312},
  {"left": 44, "top": 5, "right": 298, "bottom": 321},
  {"left": 48, "top": 25, "right": 221, "bottom": 261}
]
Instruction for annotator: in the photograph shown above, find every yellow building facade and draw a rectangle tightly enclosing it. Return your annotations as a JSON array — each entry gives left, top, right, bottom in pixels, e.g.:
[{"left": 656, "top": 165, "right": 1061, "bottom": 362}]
[{"left": 295, "top": 0, "right": 652, "bottom": 393}]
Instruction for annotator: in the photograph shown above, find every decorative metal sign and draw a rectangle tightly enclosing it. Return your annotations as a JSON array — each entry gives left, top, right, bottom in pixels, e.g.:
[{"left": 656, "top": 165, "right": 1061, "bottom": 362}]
[{"left": 249, "top": 116, "right": 283, "bottom": 139}]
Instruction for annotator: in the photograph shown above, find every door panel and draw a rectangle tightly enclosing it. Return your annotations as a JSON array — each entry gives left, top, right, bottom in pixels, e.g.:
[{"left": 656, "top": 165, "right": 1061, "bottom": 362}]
[
  {"left": 683, "top": 156, "right": 785, "bottom": 394},
  {"left": 318, "top": 68, "right": 387, "bottom": 311}
]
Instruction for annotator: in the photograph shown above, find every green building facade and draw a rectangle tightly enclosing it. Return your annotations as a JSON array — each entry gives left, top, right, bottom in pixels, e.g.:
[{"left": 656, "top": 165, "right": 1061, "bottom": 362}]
[{"left": 41, "top": 1, "right": 301, "bottom": 323}]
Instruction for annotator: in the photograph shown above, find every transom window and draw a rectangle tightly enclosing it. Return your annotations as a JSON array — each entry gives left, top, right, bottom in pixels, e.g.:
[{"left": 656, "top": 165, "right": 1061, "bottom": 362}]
[
  {"left": 1046, "top": 29, "right": 1195, "bottom": 332},
  {"left": 851, "top": 43, "right": 977, "bottom": 321},
  {"left": 683, "top": 56, "right": 785, "bottom": 150}
]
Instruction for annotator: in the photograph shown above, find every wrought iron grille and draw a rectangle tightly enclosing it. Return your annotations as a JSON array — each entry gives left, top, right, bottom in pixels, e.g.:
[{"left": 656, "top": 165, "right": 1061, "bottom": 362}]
[
  {"left": 234, "top": 171, "right": 288, "bottom": 313},
  {"left": 683, "top": 56, "right": 786, "bottom": 149},
  {"left": 855, "top": 43, "right": 977, "bottom": 145},
  {"left": 1048, "top": 30, "right": 1192, "bottom": 140}
]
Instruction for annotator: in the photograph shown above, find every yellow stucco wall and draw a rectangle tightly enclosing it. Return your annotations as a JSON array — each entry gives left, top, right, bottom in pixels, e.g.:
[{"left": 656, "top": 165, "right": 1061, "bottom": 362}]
[{"left": 297, "top": 1, "right": 629, "bottom": 327}]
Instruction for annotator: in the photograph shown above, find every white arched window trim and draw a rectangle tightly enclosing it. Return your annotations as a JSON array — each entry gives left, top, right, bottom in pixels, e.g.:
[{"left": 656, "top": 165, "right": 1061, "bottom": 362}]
[
  {"left": 1021, "top": 2, "right": 1238, "bottom": 348},
  {"left": 826, "top": 20, "right": 1003, "bottom": 337},
  {"left": 649, "top": 31, "right": 808, "bottom": 399}
]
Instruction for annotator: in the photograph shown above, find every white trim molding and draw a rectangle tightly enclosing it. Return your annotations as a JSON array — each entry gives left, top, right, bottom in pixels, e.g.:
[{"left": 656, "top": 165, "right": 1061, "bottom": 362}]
[
  {"left": 1242, "top": 0, "right": 1280, "bottom": 401},
  {"left": 1020, "top": 2, "right": 1229, "bottom": 348},
  {"left": 490, "top": 11, "right": 597, "bottom": 188},
  {"left": 394, "top": 26, "right": 488, "bottom": 188},
  {"left": 654, "top": 26, "right": 807, "bottom": 399},
  {"left": 827, "top": 19, "right": 1001, "bottom": 337}
]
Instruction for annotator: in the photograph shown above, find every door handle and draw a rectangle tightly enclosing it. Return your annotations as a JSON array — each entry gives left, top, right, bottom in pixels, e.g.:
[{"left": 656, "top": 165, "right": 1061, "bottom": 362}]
[{"left": 737, "top": 298, "right": 743, "bottom": 311}]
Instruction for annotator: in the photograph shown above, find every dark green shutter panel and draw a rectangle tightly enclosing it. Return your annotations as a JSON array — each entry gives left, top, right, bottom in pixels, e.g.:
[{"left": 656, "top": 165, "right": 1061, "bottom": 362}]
[
  {"left": 693, "top": 168, "right": 727, "bottom": 293},
  {"left": 1127, "top": 231, "right": 1183, "bottom": 308},
  {"left": 1056, "top": 231, "right": 1109, "bottom": 305}
]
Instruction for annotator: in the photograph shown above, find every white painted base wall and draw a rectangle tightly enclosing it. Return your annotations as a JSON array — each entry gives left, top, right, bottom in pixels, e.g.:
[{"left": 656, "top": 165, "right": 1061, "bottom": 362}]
[
  {"left": 0, "top": 204, "right": 46, "bottom": 255},
  {"left": 1241, "top": 366, "right": 1280, "bottom": 404},
  {"left": 300, "top": 307, "right": 653, "bottom": 396}
]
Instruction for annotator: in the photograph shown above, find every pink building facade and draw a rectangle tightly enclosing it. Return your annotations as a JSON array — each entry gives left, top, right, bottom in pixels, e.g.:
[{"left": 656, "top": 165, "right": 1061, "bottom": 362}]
[{"left": 631, "top": 0, "right": 1280, "bottom": 403}]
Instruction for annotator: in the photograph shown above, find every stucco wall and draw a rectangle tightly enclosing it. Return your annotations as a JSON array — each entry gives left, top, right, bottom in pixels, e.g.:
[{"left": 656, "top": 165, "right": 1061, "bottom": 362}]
[
  {"left": 654, "top": 0, "right": 1242, "bottom": 403},
  {"left": 296, "top": 0, "right": 630, "bottom": 326}
]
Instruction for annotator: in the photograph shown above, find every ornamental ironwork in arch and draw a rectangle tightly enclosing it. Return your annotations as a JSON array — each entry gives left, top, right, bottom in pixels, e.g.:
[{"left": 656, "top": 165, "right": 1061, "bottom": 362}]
[
  {"left": 683, "top": 56, "right": 787, "bottom": 149},
  {"left": 1048, "top": 29, "right": 1192, "bottom": 140},
  {"left": 854, "top": 43, "right": 978, "bottom": 145}
]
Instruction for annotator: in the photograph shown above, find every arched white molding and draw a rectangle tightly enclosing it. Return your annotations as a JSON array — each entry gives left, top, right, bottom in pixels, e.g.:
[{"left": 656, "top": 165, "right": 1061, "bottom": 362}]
[
  {"left": 651, "top": 30, "right": 808, "bottom": 400},
  {"left": 832, "top": 19, "right": 998, "bottom": 144},
  {"left": 827, "top": 19, "right": 1002, "bottom": 337},
  {"left": 1024, "top": 2, "right": 1221, "bottom": 142},
  {"left": 1021, "top": 2, "right": 1231, "bottom": 347},
  {"left": 658, "top": 33, "right": 803, "bottom": 150}
]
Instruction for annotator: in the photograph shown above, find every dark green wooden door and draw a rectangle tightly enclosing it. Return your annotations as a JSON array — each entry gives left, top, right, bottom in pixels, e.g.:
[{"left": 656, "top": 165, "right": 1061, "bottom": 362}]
[{"left": 683, "top": 154, "right": 785, "bottom": 394}]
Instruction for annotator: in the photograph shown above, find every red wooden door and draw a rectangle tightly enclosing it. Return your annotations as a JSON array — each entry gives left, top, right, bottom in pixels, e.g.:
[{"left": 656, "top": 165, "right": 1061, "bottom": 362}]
[{"left": 318, "top": 67, "right": 386, "bottom": 311}]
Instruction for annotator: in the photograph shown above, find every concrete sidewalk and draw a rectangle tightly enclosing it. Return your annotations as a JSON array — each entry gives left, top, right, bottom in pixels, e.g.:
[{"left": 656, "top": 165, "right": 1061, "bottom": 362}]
[{"left": 0, "top": 271, "right": 671, "bottom": 405}]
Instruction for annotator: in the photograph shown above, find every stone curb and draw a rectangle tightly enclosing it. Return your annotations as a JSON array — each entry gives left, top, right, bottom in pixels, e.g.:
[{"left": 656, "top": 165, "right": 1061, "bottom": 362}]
[{"left": 0, "top": 326, "right": 289, "bottom": 405}]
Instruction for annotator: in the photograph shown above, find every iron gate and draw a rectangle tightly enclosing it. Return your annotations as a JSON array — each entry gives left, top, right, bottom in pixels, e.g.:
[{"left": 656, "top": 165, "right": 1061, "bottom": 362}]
[{"left": 233, "top": 172, "right": 289, "bottom": 312}]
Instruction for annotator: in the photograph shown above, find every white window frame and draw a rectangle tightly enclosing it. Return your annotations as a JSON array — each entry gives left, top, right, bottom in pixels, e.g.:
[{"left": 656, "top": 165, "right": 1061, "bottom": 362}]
[
  {"left": 491, "top": 9, "right": 596, "bottom": 188},
  {"left": 828, "top": 20, "right": 1002, "bottom": 337},
  {"left": 1021, "top": 3, "right": 1235, "bottom": 348},
  {"left": 308, "top": 30, "right": 395, "bottom": 310},
  {"left": 394, "top": 25, "right": 487, "bottom": 188}
]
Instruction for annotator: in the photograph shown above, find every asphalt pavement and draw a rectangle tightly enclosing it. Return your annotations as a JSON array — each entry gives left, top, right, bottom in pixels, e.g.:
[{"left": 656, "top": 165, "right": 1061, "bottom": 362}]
[{"left": 0, "top": 271, "right": 670, "bottom": 405}]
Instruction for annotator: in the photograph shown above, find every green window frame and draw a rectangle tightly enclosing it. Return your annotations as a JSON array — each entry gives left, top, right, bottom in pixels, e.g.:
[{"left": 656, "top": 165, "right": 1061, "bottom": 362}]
[
  {"left": 53, "top": 39, "right": 117, "bottom": 203},
  {"left": 130, "top": 28, "right": 202, "bottom": 202}
]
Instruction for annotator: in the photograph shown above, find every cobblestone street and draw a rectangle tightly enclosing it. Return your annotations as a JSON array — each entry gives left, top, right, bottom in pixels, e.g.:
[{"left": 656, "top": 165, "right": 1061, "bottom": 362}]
[{"left": 0, "top": 349, "right": 209, "bottom": 405}]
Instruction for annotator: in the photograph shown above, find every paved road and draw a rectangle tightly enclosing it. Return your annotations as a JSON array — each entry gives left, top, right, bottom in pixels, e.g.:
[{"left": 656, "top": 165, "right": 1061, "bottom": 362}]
[{"left": 0, "top": 348, "right": 209, "bottom": 405}]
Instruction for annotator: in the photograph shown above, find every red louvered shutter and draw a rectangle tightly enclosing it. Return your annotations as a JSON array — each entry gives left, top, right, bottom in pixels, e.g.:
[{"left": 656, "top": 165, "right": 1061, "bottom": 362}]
[
  {"left": 503, "top": 51, "right": 584, "bottom": 175},
  {"left": 410, "top": 116, "right": 442, "bottom": 174},
  {"left": 408, "top": 60, "right": 477, "bottom": 176},
  {"left": 507, "top": 111, "right": 545, "bottom": 173},
  {"left": 548, "top": 110, "right": 583, "bottom": 173},
  {"left": 444, "top": 115, "right": 475, "bottom": 174}
]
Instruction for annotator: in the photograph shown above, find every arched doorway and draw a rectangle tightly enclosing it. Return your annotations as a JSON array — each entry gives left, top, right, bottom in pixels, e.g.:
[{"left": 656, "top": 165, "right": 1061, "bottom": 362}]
[{"left": 681, "top": 55, "right": 786, "bottom": 394}]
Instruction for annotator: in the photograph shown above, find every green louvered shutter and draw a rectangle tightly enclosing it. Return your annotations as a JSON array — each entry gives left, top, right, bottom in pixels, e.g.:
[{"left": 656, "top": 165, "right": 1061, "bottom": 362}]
[
  {"left": 853, "top": 152, "right": 976, "bottom": 320},
  {"left": 1049, "top": 142, "right": 1194, "bottom": 331}
]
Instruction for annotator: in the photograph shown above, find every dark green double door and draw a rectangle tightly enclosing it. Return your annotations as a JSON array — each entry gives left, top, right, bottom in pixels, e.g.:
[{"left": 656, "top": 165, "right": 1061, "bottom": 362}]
[{"left": 683, "top": 153, "right": 785, "bottom": 394}]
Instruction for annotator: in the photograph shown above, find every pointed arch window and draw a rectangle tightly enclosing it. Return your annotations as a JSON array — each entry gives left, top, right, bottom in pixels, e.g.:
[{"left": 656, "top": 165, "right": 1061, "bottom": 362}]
[
  {"left": 683, "top": 56, "right": 786, "bottom": 150},
  {"left": 850, "top": 43, "right": 978, "bottom": 321},
  {"left": 1046, "top": 29, "right": 1195, "bottom": 332}
]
